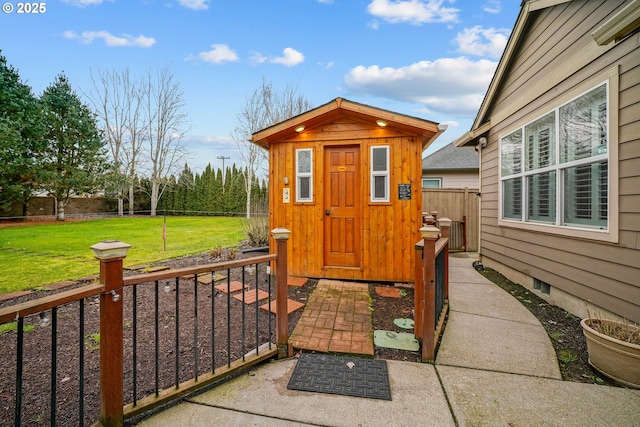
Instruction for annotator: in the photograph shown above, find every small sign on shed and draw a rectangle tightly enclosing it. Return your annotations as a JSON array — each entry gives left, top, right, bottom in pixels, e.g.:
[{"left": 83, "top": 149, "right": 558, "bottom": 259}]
[{"left": 398, "top": 184, "right": 412, "bottom": 200}]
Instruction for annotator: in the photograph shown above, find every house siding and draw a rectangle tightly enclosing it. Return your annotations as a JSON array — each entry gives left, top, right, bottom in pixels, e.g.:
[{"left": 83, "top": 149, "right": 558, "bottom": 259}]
[{"left": 480, "top": 0, "right": 640, "bottom": 322}]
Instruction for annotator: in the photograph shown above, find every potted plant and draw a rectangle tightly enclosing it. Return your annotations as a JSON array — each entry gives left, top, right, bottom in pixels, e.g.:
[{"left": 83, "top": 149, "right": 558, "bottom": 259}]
[{"left": 581, "top": 315, "right": 640, "bottom": 388}]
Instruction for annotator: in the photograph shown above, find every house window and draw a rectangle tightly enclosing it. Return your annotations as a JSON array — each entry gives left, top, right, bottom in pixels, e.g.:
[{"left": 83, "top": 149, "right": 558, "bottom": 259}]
[
  {"left": 371, "top": 146, "right": 389, "bottom": 202},
  {"left": 422, "top": 178, "right": 442, "bottom": 188},
  {"left": 296, "top": 148, "right": 313, "bottom": 202},
  {"left": 500, "top": 82, "right": 608, "bottom": 231}
]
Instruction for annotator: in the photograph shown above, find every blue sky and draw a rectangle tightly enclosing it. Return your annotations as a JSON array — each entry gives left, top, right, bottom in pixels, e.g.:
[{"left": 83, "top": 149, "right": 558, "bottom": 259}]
[{"left": 1, "top": 0, "right": 519, "bottom": 174}]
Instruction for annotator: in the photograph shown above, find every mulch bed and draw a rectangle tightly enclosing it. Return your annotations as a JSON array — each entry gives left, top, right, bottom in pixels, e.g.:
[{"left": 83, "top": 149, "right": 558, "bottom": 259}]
[{"left": 0, "top": 248, "right": 315, "bottom": 427}]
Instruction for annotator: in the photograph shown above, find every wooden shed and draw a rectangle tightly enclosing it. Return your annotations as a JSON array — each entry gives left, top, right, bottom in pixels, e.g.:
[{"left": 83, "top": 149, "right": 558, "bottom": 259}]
[{"left": 252, "top": 98, "right": 445, "bottom": 283}]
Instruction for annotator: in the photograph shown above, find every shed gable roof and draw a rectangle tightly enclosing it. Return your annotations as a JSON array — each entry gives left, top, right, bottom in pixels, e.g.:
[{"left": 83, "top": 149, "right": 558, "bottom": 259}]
[{"left": 251, "top": 97, "right": 444, "bottom": 149}]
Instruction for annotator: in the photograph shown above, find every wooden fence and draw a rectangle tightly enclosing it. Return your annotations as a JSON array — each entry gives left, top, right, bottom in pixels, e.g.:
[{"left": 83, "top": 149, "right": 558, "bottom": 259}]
[{"left": 422, "top": 188, "right": 479, "bottom": 252}]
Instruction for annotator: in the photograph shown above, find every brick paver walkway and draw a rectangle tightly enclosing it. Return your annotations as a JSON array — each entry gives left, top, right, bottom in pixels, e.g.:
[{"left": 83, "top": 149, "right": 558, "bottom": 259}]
[{"left": 289, "top": 279, "right": 374, "bottom": 355}]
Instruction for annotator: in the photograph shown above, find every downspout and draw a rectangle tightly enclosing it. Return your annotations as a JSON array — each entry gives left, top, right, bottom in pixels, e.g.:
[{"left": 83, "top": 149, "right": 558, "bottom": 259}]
[{"left": 474, "top": 137, "right": 488, "bottom": 258}]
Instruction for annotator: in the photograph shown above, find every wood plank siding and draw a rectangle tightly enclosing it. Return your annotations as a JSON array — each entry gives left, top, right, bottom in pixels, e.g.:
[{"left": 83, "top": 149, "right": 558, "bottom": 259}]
[
  {"left": 253, "top": 99, "right": 438, "bottom": 282},
  {"left": 477, "top": 0, "right": 640, "bottom": 322}
]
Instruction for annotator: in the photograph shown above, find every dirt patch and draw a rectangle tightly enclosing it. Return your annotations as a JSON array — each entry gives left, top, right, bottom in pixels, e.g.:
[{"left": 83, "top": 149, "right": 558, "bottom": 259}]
[{"left": 476, "top": 266, "right": 617, "bottom": 386}]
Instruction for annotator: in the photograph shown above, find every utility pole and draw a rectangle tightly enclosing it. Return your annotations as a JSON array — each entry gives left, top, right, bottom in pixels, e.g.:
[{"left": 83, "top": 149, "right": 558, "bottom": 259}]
[{"left": 217, "top": 155, "right": 231, "bottom": 187}]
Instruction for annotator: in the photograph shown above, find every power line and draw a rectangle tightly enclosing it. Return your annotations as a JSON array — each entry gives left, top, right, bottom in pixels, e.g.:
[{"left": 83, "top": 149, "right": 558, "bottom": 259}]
[{"left": 217, "top": 155, "right": 231, "bottom": 186}]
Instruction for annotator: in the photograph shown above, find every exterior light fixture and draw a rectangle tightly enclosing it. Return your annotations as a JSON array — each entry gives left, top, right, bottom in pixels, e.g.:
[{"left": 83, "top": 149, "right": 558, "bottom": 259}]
[
  {"left": 90, "top": 240, "right": 131, "bottom": 260},
  {"left": 420, "top": 225, "right": 440, "bottom": 240},
  {"left": 295, "top": 125, "right": 305, "bottom": 132},
  {"left": 39, "top": 312, "right": 51, "bottom": 327},
  {"left": 110, "top": 290, "right": 121, "bottom": 302},
  {"left": 376, "top": 120, "right": 388, "bottom": 127},
  {"left": 163, "top": 282, "right": 171, "bottom": 293},
  {"left": 271, "top": 227, "right": 291, "bottom": 241}
]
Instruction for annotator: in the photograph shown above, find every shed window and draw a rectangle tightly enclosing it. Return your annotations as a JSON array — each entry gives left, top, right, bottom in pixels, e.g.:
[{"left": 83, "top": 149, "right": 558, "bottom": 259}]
[
  {"left": 296, "top": 148, "right": 313, "bottom": 202},
  {"left": 499, "top": 82, "right": 608, "bottom": 231},
  {"left": 371, "top": 146, "right": 389, "bottom": 202}
]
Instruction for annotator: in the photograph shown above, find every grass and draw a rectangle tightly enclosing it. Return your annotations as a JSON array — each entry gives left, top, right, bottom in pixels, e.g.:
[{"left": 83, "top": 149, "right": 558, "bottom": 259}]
[
  {"left": 0, "top": 216, "right": 246, "bottom": 294},
  {"left": 0, "top": 322, "right": 35, "bottom": 335}
]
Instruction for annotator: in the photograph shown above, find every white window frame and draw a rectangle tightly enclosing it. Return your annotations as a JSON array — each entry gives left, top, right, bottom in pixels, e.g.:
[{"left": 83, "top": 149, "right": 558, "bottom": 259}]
[
  {"left": 498, "top": 73, "right": 619, "bottom": 244},
  {"left": 422, "top": 178, "right": 442, "bottom": 188},
  {"left": 295, "top": 148, "right": 313, "bottom": 202},
  {"left": 370, "top": 145, "right": 390, "bottom": 202}
]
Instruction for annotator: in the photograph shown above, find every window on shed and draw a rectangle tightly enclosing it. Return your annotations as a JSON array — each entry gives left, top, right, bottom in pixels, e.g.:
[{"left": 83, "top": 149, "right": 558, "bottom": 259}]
[
  {"left": 296, "top": 148, "right": 313, "bottom": 202},
  {"left": 371, "top": 146, "right": 389, "bottom": 202}
]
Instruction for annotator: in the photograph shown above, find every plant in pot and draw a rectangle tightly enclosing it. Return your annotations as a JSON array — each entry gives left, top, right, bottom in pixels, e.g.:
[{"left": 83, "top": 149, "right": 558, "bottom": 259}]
[{"left": 581, "top": 313, "right": 640, "bottom": 388}]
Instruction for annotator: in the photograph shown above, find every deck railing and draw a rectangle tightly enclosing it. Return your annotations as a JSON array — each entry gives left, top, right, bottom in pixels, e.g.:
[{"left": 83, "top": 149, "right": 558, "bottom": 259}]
[
  {"left": 414, "top": 217, "right": 450, "bottom": 362},
  {"left": 0, "top": 228, "right": 291, "bottom": 427}
]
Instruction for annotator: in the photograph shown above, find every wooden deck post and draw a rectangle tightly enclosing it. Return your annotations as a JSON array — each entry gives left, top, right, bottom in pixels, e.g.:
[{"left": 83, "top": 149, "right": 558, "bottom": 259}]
[
  {"left": 419, "top": 226, "right": 440, "bottom": 362},
  {"left": 90, "top": 240, "right": 131, "bottom": 427},
  {"left": 438, "top": 217, "right": 451, "bottom": 301},
  {"left": 271, "top": 228, "right": 291, "bottom": 359}
]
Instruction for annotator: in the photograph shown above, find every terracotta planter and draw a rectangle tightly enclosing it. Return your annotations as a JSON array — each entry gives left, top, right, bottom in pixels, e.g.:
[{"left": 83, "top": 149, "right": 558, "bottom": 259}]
[{"left": 581, "top": 318, "right": 640, "bottom": 388}]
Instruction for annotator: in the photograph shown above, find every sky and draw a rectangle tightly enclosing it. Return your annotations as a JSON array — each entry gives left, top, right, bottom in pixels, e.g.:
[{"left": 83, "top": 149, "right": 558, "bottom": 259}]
[{"left": 0, "top": 0, "right": 520, "bottom": 175}]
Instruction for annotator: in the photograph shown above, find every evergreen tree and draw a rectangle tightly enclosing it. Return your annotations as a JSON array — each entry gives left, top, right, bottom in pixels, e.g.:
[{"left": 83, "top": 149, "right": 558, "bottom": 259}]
[
  {"left": 39, "top": 74, "right": 108, "bottom": 220},
  {"left": 0, "top": 53, "right": 46, "bottom": 215}
]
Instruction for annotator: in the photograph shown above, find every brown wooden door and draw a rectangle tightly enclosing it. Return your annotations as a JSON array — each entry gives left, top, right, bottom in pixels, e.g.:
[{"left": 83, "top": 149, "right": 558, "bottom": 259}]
[{"left": 324, "top": 146, "right": 361, "bottom": 267}]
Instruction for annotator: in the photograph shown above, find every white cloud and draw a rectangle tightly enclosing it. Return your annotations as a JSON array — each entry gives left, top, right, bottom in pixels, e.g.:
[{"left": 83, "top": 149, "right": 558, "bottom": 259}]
[
  {"left": 270, "top": 48, "right": 304, "bottom": 67},
  {"left": 63, "top": 30, "right": 156, "bottom": 47},
  {"left": 344, "top": 57, "right": 497, "bottom": 116},
  {"left": 482, "top": 0, "right": 501, "bottom": 14},
  {"left": 177, "top": 0, "right": 209, "bottom": 10},
  {"left": 366, "top": 0, "right": 460, "bottom": 25},
  {"left": 249, "top": 51, "right": 268, "bottom": 66},
  {"left": 197, "top": 44, "right": 239, "bottom": 64},
  {"left": 61, "top": 0, "right": 109, "bottom": 6},
  {"left": 453, "top": 26, "right": 510, "bottom": 59}
]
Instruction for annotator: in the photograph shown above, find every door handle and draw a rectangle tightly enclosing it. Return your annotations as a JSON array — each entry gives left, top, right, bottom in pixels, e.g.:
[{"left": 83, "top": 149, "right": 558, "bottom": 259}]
[{"left": 326, "top": 210, "right": 331, "bottom": 216}]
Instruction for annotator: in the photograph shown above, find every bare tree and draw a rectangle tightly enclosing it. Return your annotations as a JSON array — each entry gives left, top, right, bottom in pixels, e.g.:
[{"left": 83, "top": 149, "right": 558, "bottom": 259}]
[
  {"left": 231, "top": 78, "right": 312, "bottom": 218},
  {"left": 142, "top": 67, "right": 190, "bottom": 217},
  {"left": 87, "top": 68, "right": 144, "bottom": 216}
]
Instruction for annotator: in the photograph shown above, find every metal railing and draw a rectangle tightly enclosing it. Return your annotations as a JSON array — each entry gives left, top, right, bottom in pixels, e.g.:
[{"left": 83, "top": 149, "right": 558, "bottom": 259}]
[
  {"left": 120, "top": 255, "right": 282, "bottom": 421},
  {"left": 414, "top": 218, "right": 450, "bottom": 362},
  {"left": 0, "top": 284, "right": 103, "bottom": 426},
  {"left": 0, "top": 229, "right": 291, "bottom": 427}
]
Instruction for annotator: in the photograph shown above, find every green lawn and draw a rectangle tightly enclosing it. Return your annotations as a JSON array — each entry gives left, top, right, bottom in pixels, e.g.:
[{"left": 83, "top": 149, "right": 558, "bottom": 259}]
[{"left": 0, "top": 216, "right": 246, "bottom": 294}]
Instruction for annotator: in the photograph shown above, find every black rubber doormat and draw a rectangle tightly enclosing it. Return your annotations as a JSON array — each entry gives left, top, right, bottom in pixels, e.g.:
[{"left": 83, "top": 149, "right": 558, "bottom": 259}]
[{"left": 287, "top": 353, "right": 391, "bottom": 400}]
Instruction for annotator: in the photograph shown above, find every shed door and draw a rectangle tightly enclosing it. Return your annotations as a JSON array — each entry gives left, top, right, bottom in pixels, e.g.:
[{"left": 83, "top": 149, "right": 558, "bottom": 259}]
[{"left": 324, "top": 146, "right": 361, "bottom": 267}]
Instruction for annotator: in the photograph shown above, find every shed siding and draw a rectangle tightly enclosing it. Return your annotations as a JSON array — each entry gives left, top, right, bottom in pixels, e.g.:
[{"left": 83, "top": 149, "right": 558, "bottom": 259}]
[
  {"left": 480, "top": 0, "right": 640, "bottom": 322},
  {"left": 268, "top": 119, "right": 423, "bottom": 283}
]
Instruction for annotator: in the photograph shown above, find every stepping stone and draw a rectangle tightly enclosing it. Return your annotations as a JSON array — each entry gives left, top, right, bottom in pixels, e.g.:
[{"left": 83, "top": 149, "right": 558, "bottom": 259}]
[
  {"left": 233, "top": 289, "right": 269, "bottom": 304},
  {"left": 43, "top": 281, "right": 77, "bottom": 291},
  {"left": 375, "top": 286, "right": 402, "bottom": 298},
  {"left": 288, "top": 277, "right": 308, "bottom": 287},
  {"left": 0, "top": 290, "right": 32, "bottom": 302},
  {"left": 214, "top": 280, "right": 247, "bottom": 294},
  {"left": 373, "top": 330, "right": 419, "bottom": 351},
  {"left": 394, "top": 318, "right": 415, "bottom": 329},
  {"left": 259, "top": 299, "right": 305, "bottom": 314},
  {"left": 124, "top": 264, "right": 147, "bottom": 271}
]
